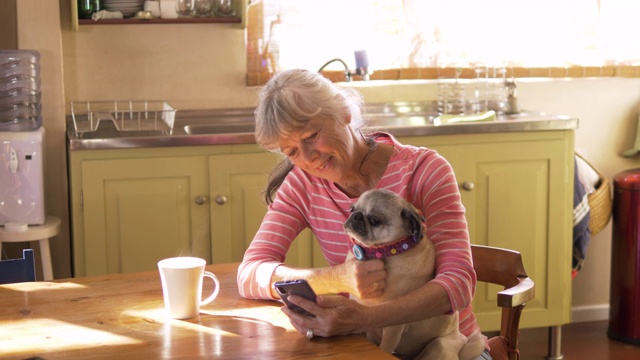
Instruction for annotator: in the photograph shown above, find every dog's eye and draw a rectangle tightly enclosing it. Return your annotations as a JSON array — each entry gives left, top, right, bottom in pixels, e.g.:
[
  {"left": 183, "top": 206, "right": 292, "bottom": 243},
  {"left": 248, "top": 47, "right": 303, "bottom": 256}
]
[
  {"left": 349, "top": 205, "right": 355, "bottom": 213},
  {"left": 367, "top": 215, "right": 381, "bottom": 227}
]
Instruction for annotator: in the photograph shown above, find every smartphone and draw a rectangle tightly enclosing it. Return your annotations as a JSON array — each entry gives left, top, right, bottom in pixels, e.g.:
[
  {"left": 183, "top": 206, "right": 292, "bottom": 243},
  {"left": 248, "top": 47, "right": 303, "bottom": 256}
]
[{"left": 273, "top": 279, "right": 317, "bottom": 317}]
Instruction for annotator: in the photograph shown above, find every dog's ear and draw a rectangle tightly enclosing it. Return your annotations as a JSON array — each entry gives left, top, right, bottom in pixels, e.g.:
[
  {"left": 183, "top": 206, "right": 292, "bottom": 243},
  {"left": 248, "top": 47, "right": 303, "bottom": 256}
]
[{"left": 401, "top": 206, "right": 424, "bottom": 240}]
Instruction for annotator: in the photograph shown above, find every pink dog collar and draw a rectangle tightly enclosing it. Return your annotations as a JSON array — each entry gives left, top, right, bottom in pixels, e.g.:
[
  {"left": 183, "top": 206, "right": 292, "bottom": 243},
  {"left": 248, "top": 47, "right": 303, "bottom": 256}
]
[{"left": 350, "top": 234, "right": 421, "bottom": 261}]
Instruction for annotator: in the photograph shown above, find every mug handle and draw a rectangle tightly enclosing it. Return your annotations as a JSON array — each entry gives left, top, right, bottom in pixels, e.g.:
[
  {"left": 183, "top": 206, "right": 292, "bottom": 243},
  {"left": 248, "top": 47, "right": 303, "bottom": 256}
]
[{"left": 201, "top": 271, "right": 220, "bottom": 306}]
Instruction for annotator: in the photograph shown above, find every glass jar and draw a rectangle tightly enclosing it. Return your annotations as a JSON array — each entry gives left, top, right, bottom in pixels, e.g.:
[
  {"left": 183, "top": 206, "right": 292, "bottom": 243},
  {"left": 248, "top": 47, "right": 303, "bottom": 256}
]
[{"left": 78, "top": 0, "right": 103, "bottom": 19}]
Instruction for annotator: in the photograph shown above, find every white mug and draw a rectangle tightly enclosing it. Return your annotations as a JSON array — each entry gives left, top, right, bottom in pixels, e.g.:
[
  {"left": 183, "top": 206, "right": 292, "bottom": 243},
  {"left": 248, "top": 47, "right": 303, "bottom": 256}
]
[
  {"left": 144, "top": 1, "right": 161, "bottom": 17},
  {"left": 159, "top": 0, "right": 179, "bottom": 18},
  {"left": 158, "top": 256, "right": 220, "bottom": 319}
]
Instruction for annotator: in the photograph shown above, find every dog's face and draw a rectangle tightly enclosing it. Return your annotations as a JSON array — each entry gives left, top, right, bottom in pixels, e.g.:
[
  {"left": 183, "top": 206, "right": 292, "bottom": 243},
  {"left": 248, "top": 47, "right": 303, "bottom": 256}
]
[{"left": 344, "top": 189, "right": 424, "bottom": 246}]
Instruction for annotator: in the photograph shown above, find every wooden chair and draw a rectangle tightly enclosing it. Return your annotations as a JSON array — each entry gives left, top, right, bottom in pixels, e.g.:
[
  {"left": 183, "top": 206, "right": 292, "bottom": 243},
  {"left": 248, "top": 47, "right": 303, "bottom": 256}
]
[
  {"left": 0, "top": 249, "right": 36, "bottom": 284},
  {"left": 471, "top": 244, "right": 535, "bottom": 360}
]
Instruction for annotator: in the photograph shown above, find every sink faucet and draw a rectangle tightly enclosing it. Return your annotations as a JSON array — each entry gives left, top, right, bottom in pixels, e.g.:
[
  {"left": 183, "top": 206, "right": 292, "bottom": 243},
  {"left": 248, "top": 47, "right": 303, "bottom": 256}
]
[
  {"left": 318, "top": 58, "right": 353, "bottom": 81},
  {"left": 318, "top": 50, "right": 372, "bottom": 81}
]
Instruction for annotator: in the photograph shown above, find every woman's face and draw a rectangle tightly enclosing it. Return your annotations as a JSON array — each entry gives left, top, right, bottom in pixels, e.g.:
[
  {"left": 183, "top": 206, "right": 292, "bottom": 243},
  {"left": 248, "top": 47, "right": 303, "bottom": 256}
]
[{"left": 277, "top": 114, "right": 357, "bottom": 184}]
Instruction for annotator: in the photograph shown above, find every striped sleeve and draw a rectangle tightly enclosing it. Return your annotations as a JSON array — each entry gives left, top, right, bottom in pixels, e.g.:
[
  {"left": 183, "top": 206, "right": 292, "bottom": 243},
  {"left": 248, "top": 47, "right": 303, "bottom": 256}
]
[
  {"left": 406, "top": 147, "right": 478, "bottom": 334},
  {"left": 237, "top": 170, "right": 312, "bottom": 300}
]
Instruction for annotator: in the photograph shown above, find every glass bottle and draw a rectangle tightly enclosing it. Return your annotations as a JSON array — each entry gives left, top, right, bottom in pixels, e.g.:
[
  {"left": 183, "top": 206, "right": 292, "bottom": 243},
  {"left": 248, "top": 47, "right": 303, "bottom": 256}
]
[{"left": 78, "top": 0, "right": 102, "bottom": 19}]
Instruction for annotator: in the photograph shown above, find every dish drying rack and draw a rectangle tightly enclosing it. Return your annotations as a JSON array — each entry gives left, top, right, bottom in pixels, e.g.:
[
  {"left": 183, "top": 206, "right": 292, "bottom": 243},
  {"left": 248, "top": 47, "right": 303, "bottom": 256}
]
[{"left": 70, "top": 101, "right": 176, "bottom": 137}]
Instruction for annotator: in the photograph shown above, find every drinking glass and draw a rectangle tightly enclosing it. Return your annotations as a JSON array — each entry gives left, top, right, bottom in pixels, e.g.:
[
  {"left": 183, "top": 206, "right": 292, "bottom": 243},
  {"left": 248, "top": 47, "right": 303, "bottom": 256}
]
[
  {"left": 176, "top": 0, "right": 195, "bottom": 17},
  {"left": 474, "top": 66, "right": 489, "bottom": 113},
  {"left": 213, "top": 0, "right": 235, "bottom": 17},
  {"left": 78, "top": 0, "right": 102, "bottom": 19},
  {"left": 194, "top": 0, "right": 213, "bottom": 17}
]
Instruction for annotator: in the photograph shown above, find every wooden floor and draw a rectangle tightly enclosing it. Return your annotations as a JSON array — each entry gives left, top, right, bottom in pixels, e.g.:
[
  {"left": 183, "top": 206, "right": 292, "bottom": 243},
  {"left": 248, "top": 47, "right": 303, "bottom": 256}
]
[{"left": 517, "top": 321, "right": 640, "bottom": 359}]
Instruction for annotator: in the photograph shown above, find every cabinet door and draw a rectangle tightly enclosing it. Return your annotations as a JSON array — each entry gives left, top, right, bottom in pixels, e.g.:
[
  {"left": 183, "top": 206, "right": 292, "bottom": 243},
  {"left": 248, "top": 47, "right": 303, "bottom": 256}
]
[
  {"left": 457, "top": 140, "right": 572, "bottom": 330},
  {"left": 81, "top": 156, "right": 210, "bottom": 276},
  {"left": 209, "top": 153, "right": 325, "bottom": 267}
]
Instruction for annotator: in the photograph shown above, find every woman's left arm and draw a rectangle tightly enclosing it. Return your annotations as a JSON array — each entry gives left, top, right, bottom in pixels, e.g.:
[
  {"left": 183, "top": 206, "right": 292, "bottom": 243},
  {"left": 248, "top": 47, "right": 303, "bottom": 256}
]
[{"left": 412, "top": 149, "right": 476, "bottom": 312}]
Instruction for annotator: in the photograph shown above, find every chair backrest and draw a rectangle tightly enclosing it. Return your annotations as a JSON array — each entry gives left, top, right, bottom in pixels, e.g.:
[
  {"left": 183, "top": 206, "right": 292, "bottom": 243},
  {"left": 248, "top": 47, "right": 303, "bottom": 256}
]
[
  {"left": 471, "top": 244, "right": 535, "bottom": 360},
  {"left": 0, "top": 249, "right": 36, "bottom": 284}
]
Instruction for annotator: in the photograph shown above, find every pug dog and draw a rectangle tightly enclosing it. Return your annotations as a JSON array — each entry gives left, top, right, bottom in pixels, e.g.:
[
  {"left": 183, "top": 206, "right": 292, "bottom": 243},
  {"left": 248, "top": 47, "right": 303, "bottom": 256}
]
[{"left": 344, "top": 189, "right": 485, "bottom": 360}]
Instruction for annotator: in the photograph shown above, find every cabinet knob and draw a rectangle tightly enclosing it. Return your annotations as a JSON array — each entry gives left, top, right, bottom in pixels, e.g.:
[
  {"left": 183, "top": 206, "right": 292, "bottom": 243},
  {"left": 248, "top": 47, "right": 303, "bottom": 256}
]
[
  {"left": 461, "top": 181, "right": 475, "bottom": 191},
  {"left": 195, "top": 196, "right": 208, "bottom": 205},
  {"left": 215, "top": 195, "right": 227, "bottom": 205}
]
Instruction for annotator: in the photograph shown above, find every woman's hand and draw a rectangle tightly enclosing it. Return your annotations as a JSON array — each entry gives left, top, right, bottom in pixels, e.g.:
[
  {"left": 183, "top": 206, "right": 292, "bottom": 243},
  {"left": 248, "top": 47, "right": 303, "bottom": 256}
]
[
  {"left": 281, "top": 294, "right": 371, "bottom": 337},
  {"left": 339, "top": 258, "right": 387, "bottom": 299}
]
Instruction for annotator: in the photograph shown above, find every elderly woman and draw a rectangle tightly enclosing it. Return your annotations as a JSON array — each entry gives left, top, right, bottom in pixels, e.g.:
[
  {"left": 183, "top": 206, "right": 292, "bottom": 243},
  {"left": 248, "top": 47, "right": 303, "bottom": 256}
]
[{"left": 237, "top": 69, "right": 490, "bottom": 359}]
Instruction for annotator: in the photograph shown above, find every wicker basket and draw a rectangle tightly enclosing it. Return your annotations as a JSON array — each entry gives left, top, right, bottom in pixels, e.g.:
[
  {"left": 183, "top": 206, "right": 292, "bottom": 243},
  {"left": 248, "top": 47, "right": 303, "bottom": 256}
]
[{"left": 576, "top": 153, "right": 612, "bottom": 235}]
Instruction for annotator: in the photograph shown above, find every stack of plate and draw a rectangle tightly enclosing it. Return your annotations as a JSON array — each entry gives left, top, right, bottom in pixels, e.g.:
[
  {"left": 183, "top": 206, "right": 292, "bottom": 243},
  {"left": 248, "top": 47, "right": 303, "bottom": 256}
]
[{"left": 104, "top": 0, "right": 145, "bottom": 18}]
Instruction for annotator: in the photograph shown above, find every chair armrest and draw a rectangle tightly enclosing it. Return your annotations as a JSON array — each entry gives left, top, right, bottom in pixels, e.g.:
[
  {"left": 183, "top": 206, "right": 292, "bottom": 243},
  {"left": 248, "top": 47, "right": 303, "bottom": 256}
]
[{"left": 497, "top": 277, "right": 535, "bottom": 308}]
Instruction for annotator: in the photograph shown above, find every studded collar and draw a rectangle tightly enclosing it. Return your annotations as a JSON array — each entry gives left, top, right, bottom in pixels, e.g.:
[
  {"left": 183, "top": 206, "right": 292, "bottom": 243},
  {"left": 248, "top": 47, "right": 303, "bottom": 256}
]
[{"left": 350, "top": 233, "right": 422, "bottom": 261}]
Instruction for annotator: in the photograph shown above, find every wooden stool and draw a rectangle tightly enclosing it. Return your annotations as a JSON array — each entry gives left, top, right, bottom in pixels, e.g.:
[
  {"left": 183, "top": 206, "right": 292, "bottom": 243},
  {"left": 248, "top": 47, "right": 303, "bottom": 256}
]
[{"left": 0, "top": 216, "right": 61, "bottom": 280}]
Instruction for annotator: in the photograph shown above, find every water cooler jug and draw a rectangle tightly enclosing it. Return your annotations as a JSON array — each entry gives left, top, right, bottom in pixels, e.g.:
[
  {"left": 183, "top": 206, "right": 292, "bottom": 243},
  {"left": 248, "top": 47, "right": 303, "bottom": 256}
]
[
  {"left": 608, "top": 168, "right": 640, "bottom": 344},
  {"left": 1, "top": 49, "right": 42, "bottom": 132}
]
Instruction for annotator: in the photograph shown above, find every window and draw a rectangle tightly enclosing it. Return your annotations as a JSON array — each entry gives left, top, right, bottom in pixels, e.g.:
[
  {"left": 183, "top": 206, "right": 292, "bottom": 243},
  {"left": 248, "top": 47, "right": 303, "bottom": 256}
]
[{"left": 246, "top": 0, "right": 640, "bottom": 85}]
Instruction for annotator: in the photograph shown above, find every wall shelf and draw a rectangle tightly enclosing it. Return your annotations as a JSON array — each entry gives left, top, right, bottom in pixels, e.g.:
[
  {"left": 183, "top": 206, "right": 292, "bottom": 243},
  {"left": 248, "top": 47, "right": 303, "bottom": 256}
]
[
  {"left": 70, "top": 0, "right": 247, "bottom": 30},
  {"left": 78, "top": 17, "right": 241, "bottom": 25}
]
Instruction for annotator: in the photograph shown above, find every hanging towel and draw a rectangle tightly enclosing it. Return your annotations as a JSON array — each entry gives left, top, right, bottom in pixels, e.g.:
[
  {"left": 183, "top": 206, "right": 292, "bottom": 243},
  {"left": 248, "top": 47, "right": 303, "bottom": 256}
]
[{"left": 572, "top": 157, "right": 591, "bottom": 277}]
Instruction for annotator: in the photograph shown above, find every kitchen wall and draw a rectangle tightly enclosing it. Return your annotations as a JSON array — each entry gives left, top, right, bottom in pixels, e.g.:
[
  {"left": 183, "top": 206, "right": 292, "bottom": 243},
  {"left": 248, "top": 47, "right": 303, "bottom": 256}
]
[
  {"left": 1, "top": 0, "right": 69, "bottom": 279},
  {"left": 0, "top": 1, "right": 17, "bottom": 48},
  {"left": 7, "top": 0, "right": 640, "bottom": 323}
]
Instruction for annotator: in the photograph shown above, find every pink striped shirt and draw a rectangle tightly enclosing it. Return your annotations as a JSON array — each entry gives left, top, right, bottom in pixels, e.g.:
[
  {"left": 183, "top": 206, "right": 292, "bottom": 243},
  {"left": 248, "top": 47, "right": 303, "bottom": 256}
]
[{"left": 237, "top": 133, "right": 479, "bottom": 336}]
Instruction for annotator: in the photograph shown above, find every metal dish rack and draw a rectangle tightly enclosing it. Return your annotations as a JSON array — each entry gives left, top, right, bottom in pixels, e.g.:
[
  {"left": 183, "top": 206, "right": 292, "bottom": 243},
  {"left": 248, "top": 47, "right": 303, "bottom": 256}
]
[{"left": 70, "top": 101, "right": 176, "bottom": 137}]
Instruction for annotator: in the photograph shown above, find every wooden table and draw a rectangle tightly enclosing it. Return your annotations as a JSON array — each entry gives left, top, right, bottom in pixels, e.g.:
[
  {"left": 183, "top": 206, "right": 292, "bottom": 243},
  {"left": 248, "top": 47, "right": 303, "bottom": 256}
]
[{"left": 0, "top": 262, "right": 394, "bottom": 359}]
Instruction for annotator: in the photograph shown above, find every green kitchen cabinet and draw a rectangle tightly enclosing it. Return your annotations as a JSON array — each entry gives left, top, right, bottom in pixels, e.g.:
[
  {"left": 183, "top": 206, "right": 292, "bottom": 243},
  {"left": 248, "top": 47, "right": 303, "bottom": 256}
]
[
  {"left": 399, "top": 130, "right": 574, "bottom": 331},
  {"left": 68, "top": 145, "right": 325, "bottom": 277},
  {"left": 208, "top": 152, "right": 327, "bottom": 268},
  {"left": 74, "top": 155, "right": 210, "bottom": 276}
]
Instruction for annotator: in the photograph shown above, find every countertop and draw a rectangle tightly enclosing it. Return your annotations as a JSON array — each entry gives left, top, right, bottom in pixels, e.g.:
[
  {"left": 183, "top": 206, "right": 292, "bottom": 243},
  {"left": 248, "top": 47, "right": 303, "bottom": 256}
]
[{"left": 66, "top": 103, "right": 579, "bottom": 151}]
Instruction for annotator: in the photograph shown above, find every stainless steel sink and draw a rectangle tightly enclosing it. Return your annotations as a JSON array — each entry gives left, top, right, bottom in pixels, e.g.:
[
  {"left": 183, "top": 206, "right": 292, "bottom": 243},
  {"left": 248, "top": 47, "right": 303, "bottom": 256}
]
[
  {"left": 67, "top": 102, "right": 579, "bottom": 151},
  {"left": 177, "top": 109, "right": 256, "bottom": 135},
  {"left": 181, "top": 114, "right": 435, "bottom": 135},
  {"left": 366, "top": 101, "right": 437, "bottom": 115},
  {"left": 365, "top": 114, "right": 435, "bottom": 128},
  {"left": 184, "top": 122, "right": 255, "bottom": 135},
  {"left": 178, "top": 102, "right": 438, "bottom": 136}
]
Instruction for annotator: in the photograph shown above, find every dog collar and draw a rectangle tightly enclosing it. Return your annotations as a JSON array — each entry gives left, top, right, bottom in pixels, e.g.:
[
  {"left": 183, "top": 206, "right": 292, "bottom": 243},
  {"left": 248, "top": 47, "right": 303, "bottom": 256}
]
[{"left": 350, "top": 234, "right": 422, "bottom": 261}]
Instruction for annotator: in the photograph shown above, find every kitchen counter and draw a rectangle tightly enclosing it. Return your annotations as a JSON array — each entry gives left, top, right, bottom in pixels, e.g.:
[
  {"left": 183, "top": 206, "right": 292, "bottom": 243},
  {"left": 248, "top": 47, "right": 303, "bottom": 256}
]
[{"left": 66, "top": 102, "right": 578, "bottom": 151}]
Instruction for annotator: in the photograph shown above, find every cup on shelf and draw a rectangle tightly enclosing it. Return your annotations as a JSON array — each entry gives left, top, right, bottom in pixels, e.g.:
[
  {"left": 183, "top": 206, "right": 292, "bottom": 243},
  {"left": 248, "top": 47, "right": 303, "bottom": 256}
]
[
  {"left": 175, "top": 0, "right": 195, "bottom": 17},
  {"left": 160, "top": 0, "right": 179, "bottom": 18},
  {"left": 144, "top": 1, "right": 161, "bottom": 17},
  {"left": 213, "top": 0, "right": 235, "bottom": 17},
  {"left": 78, "top": 0, "right": 103, "bottom": 19},
  {"left": 194, "top": 0, "right": 213, "bottom": 17}
]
